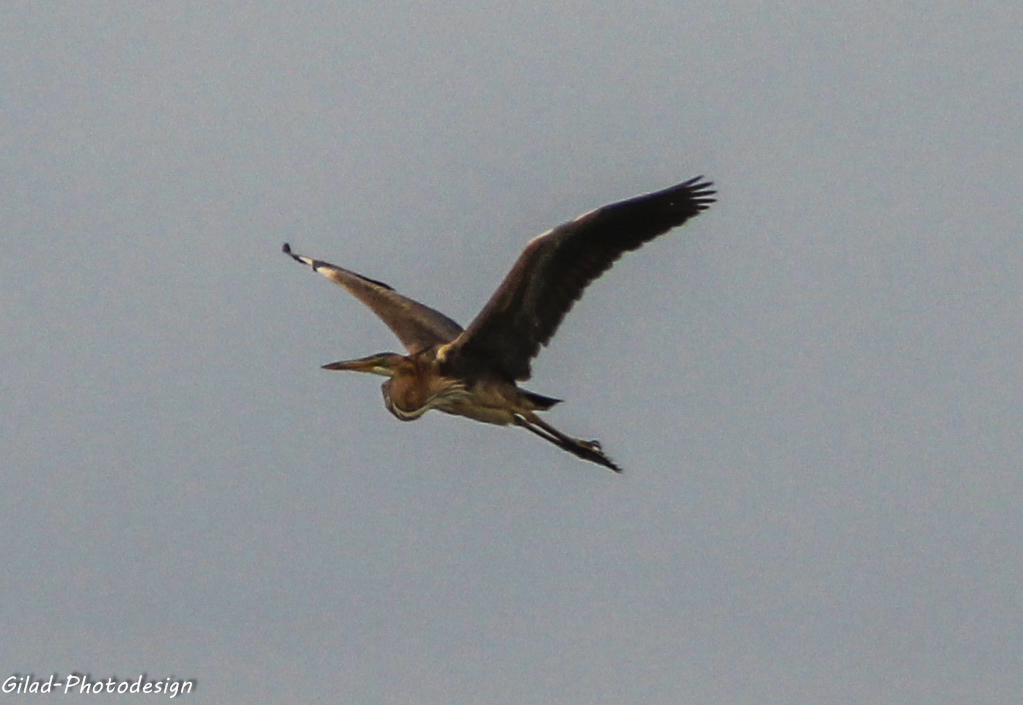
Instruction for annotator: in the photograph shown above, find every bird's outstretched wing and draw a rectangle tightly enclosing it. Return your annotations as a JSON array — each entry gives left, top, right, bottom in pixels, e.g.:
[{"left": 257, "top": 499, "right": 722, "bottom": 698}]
[
  {"left": 283, "top": 243, "right": 464, "bottom": 353},
  {"left": 446, "top": 177, "right": 715, "bottom": 381}
]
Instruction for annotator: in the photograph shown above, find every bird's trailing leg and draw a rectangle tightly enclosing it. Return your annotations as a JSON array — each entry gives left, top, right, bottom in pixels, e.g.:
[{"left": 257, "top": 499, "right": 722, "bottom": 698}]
[{"left": 513, "top": 413, "right": 622, "bottom": 473}]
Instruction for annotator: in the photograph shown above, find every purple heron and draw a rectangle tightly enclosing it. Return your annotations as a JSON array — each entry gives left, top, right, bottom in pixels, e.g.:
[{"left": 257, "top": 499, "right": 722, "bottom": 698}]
[{"left": 284, "top": 176, "right": 715, "bottom": 472}]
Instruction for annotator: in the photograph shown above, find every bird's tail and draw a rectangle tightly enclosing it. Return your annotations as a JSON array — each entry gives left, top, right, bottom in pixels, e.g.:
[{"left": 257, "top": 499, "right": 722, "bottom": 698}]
[{"left": 521, "top": 390, "right": 561, "bottom": 410}]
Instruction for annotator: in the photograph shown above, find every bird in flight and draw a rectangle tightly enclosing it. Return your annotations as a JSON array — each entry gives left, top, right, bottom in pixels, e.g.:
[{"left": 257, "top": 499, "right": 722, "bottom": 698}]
[{"left": 284, "top": 176, "right": 715, "bottom": 472}]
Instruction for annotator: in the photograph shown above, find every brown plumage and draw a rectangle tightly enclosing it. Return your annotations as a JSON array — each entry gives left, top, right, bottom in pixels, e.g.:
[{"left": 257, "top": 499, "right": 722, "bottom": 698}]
[{"left": 284, "top": 176, "right": 715, "bottom": 472}]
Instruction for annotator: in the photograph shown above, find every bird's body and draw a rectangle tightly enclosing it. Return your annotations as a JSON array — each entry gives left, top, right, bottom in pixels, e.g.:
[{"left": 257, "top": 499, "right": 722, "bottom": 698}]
[
  {"left": 284, "top": 176, "right": 716, "bottom": 472},
  {"left": 377, "top": 350, "right": 547, "bottom": 425}
]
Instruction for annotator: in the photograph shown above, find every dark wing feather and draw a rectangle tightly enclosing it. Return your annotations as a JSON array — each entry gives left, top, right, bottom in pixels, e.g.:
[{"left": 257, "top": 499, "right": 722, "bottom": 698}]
[
  {"left": 283, "top": 243, "right": 463, "bottom": 353},
  {"left": 446, "top": 177, "right": 715, "bottom": 380}
]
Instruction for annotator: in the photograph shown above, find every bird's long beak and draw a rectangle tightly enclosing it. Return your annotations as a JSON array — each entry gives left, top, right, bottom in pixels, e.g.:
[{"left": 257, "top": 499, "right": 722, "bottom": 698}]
[{"left": 321, "top": 353, "right": 401, "bottom": 377}]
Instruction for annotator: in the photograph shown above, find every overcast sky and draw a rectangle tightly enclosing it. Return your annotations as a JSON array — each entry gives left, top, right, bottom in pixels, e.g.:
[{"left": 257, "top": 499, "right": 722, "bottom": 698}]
[{"left": 2, "top": 1, "right": 1022, "bottom": 703}]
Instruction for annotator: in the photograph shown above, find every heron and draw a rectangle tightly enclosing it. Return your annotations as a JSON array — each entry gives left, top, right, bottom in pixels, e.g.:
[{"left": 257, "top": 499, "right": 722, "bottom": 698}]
[{"left": 284, "top": 176, "right": 715, "bottom": 473}]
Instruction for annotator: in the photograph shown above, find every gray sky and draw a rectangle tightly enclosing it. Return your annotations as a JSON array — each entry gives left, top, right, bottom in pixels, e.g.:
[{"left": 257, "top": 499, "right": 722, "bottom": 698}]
[{"left": 2, "top": 1, "right": 1021, "bottom": 703}]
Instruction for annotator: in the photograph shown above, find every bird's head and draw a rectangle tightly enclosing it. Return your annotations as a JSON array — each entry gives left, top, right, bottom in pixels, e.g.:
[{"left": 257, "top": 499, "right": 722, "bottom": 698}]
[
  {"left": 321, "top": 352, "right": 466, "bottom": 421},
  {"left": 321, "top": 352, "right": 406, "bottom": 376}
]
